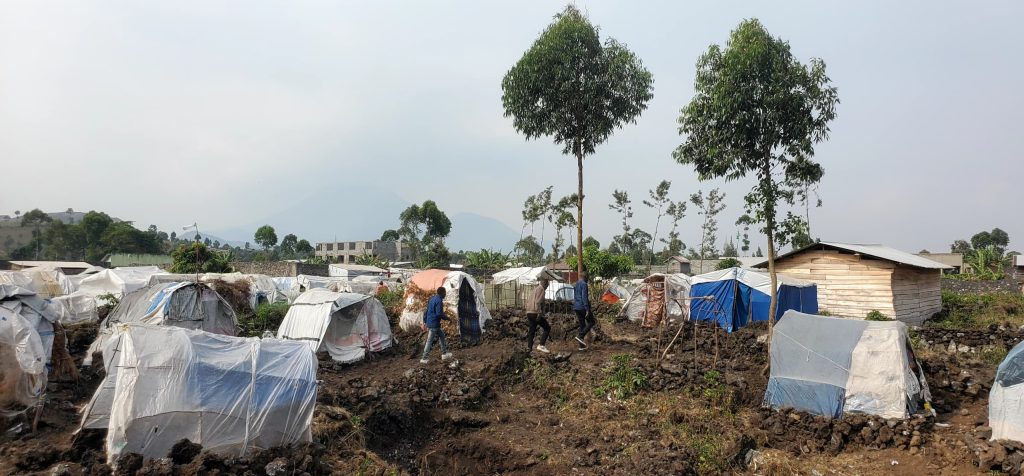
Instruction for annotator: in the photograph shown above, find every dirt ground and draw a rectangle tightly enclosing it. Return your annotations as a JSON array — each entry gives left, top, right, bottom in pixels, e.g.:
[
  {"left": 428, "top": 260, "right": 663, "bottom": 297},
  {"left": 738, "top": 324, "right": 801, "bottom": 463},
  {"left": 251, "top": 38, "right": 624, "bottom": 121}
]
[{"left": 0, "top": 308, "right": 1015, "bottom": 475}]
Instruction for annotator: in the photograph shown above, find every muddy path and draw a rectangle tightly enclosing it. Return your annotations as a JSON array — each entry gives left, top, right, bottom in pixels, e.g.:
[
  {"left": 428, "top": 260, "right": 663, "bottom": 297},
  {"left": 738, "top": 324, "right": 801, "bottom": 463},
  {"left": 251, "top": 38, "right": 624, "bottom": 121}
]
[{"left": 0, "top": 311, "right": 1016, "bottom": 475}]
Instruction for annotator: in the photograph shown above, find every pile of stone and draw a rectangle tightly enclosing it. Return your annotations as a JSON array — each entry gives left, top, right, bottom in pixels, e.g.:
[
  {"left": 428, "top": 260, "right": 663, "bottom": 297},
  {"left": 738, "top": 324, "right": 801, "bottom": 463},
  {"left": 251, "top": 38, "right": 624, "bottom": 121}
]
[
  {"left": 757, "top": 407, "right": 933, "bottom": 455},
  {"left": 916, "top": 325, "right": 1022, "bottom": 353},
  {"left": 965, "top": 428, "right": 1024, "bottom": 474}
]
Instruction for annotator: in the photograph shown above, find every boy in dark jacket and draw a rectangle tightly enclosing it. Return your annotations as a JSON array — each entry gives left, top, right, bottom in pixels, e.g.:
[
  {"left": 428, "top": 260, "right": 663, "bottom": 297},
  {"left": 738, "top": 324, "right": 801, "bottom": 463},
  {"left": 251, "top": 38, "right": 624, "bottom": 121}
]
[
  {"left": 420, "top": 287, "right": 454, "bottom": 364},
  {"left": 573, "top": 271, "right": 596, "bottom": 350}
]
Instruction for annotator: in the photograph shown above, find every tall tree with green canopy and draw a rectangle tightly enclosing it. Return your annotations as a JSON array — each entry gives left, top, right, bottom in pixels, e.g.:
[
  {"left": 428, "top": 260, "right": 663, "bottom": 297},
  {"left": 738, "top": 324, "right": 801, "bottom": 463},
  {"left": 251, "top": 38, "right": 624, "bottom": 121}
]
[
  {"left": 279, "top": 233, "right": 298, "bottom": 257},
  {"left": 674, "top": 19, "right": 838, "bottom": 330},
  {"left": 502, "top": 5, "right": 653, "bottom": 277},
  {"left": 254, "top": 225, "right": 278, "bottom": 251},
  {"left": 398, "top": 200, "right": 452, "bottom": 260}
]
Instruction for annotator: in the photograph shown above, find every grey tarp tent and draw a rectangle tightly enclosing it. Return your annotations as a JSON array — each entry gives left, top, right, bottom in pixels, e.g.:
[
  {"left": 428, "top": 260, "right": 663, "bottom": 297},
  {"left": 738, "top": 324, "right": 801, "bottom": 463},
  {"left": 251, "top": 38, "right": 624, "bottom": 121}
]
[{"left": 764, "top": 310, "right": 931, "bottom": 419}]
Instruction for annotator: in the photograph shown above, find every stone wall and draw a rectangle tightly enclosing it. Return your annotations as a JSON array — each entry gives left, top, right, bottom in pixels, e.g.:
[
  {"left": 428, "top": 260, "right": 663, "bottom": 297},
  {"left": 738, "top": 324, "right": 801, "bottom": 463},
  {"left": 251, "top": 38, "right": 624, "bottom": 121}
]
[{"left": 229, "top": 261, "right": 329, "bottom": 277}]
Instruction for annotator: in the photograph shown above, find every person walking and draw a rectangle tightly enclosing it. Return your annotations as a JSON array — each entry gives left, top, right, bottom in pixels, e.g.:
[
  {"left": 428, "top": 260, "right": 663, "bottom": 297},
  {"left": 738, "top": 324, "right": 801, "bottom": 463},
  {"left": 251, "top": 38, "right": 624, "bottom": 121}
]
[
  {"left": 525, "top": 277, "right": 551, "bottom": 353},
  {"left": 573, "top": 271, "right": 596, "bottom": 350},
  {"left": 420, "top": 287, "right": 454, "bottom": 364}
]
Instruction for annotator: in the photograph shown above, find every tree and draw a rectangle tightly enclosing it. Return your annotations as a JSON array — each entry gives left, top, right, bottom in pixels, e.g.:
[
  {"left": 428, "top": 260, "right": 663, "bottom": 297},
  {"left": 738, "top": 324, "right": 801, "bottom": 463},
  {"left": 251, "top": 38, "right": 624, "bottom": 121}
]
[
  {"left": 502, "top": 5, "right": 654, "bottom": 278},
  {"left": 254, "top": 225, "right": 278, "bottom": 251},
  {"left": 722, "top": 238, "right": 738, "bottom": 258},
  {"left": 295, "top": 239, "right": 314, "bottom": 258},
  {"left": 608, "top": 190, "right": 634, "bottom": 253},
  {"left": 550, "top": 194, "right": 578, "bottom": 260},
  {"left": 951, "top": 228, "right": 1012, "bottom": 278},
  {"left": 674, "top": 19, "right": 838, "bottom": 330},
  {"left": 465, "top": 249, "right": 510, "bottom": 269},
  {"left": 690, "top": 189, "right": 726, "bottom": 262},
  {"left": 280, "top": 234, "right": 298, "bottom": 257},
  {"left": 398, "top": 200, "right": 452, "bottom": 259},
  {"left": 380, "top": 229, "right": 400, "bottom": 241},
  {"left": 717, "top": 257, "right": 742, "bottom": 270},
  {"left": 203, "top": 237, "right": 212, "bottom": 246},
  {"left": 101, "top": 222, "right": 162, "bottom": 255},
  {"left": 755, "top": 247, "right": 764, "bottom": 258},
  {"left": 514, "top": 236, "right": 546, "bottom": 265},
  {"left": 643, "top": 180, "right": 673, "bottom": 272},
  {"left": 170, "top": 242, "right": 232, "bottom": 273},
  {"left": 566, "top": 244, "right": 633, "bottom": 279},
  {"left": 583, "top": 236, "right": 601, "bottom": 250},
  {"left": 659, "top": 200, "right": 688, "bottom": 261},
  {"left": 20, "top": 209, "right": 52, "bottom": 259}
]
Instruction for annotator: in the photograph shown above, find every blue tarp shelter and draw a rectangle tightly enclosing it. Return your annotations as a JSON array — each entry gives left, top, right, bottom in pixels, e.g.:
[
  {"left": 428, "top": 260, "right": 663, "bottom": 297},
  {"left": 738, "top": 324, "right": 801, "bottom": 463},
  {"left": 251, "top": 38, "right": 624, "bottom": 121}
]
[{"left": 689, "top": 267, "right": 817, "bottom": 332}]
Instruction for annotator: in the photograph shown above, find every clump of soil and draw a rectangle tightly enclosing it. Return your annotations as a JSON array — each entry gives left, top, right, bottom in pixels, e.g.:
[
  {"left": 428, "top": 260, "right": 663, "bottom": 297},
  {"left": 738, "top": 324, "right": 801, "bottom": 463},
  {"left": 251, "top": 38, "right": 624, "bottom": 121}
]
[{"left": 755, "top": 407, "right": 933, "bottom": 455}]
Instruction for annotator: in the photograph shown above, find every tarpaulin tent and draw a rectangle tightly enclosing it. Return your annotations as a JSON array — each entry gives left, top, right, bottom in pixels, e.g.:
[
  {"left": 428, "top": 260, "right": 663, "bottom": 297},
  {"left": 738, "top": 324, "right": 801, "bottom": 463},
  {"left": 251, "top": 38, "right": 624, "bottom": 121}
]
[
  {"left": 0, "top": 269, "right": 74, "bottom": 298},
  {"left": 328, "top": 264, "right": 386, "bottom": 279},
  {"left": 545, "top": 282, "right": 574, "bottom": 301},
  {"left": 0, "top": 285, "right": 58, "bottom": 409},
  {"left": 764, "top": 310, "right": 930, "bottom": 419},
  {"left": 690, "top": 267, "right": 817, "bottom": 332},
  {"left": 491, "top": 267, "right": 562, "bottom": 286},
  {"left": 150, "top": 273, "right": 288, "bottom": 308},
  {"left": 490, "top": 267, "right": 562, "bottom": 308},
  {"left": 620, "top": 274, "right": 691, "bottom": 328},
  {"left": 81, "top": 324, "right": 317, "bottom": 463},
  {"left": 400, "top": 269, "right": 490, "bottom": 341},
  {"left": 78, "top": 267, "right": 166, "bottom": 304},
  {"left": 50, "top": 291, "right": 99, "bottom": 324},
  {"left": 84, "top": 281, "right": 238, "bottom": 366},
  {"left": 273, "top": 277, "right": 301, "bottom": 303},
  {"left": 990, "top": 340, "right": 1024, "bottom": 442},
  {"left": 277, "top": 289, "right": 393, "bottom": 363}
]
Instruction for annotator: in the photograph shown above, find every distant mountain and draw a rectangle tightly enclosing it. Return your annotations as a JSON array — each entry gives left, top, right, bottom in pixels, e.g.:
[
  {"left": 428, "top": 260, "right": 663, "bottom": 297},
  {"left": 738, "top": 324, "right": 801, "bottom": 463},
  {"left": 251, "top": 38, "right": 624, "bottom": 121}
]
[
  {"left": 210, "top": 185, "right": 520, "bottom": 251},
  {"left": 447, "top": 212, "right": 519, "bottom": 252},
  {"left": 210, "top": 184, "right": 410, "bottom": 244}
]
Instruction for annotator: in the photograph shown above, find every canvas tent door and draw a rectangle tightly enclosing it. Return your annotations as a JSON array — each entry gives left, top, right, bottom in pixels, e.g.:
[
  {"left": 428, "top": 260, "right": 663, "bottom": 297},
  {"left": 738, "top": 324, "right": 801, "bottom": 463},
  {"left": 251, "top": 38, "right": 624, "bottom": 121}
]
[{"left": 277, "top": 289, "right": 394, "bottom": 363}]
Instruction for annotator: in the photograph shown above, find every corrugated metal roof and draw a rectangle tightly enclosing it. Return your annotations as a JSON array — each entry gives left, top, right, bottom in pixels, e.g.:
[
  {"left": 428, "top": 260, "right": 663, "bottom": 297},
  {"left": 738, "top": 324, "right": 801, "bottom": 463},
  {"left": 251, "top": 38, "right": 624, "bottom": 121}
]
[{"left": 756, "top": 242, "right": 952, "bottom": 269}]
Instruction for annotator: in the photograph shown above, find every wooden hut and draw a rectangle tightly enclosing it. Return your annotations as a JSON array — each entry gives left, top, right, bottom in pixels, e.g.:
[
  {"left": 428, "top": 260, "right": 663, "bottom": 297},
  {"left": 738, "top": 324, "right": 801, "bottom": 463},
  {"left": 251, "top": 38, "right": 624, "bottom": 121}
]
[{"left": 755, "top": 242, "right": 951, "bottom": 325}]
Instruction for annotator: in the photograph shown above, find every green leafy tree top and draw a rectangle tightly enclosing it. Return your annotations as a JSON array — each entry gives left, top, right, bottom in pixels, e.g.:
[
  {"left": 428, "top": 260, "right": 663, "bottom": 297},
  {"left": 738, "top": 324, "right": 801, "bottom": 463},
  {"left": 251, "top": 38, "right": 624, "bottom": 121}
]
[
  {"left": 254, "top": 225, "right": 278, "bottom": 251},
  {"left": 502, "top": 5, "right": 653, "bottom": 276},
  {"left": 674, "top": 18, "right": 838, "bottom": 325},
  {"left": 398, "top": 200, "right": 452, "bottom": 257}
]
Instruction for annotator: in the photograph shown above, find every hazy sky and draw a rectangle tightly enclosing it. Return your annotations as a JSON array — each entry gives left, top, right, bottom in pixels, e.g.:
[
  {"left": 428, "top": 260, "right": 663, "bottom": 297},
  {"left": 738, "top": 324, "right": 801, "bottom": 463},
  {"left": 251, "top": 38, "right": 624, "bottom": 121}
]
[{"left": 1, "top": 1, "right": 1021, "bottom": 253}]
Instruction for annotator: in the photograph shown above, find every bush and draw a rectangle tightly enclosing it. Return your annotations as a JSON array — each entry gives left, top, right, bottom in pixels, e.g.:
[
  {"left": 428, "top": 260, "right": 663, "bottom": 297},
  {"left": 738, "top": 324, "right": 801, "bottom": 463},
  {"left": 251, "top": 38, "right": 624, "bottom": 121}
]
[
  {"left": 715, "top": 257, "right": 741, "bottom": 270},
  {"left": 865, "top": 310, "right": 893, "bottom": 321},
  {"left": 239, "top": 302, "right": 290, "bottom": 337},
  {"left": 596, "top": 354, "right": 648, "bottom": 400},
  {"left": 377, "top": 287, "right": 405, "bottom": 322}
]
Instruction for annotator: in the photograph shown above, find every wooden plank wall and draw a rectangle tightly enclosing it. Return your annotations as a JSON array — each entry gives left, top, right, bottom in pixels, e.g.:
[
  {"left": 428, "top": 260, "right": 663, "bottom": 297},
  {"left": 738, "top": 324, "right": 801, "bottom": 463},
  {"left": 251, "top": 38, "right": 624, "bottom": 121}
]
[
  {"left": 892, "top": 266, "right": 942, "bottom": 325},
  {"left": 772, "top": 249, "right": 896, "bottom": 318}
]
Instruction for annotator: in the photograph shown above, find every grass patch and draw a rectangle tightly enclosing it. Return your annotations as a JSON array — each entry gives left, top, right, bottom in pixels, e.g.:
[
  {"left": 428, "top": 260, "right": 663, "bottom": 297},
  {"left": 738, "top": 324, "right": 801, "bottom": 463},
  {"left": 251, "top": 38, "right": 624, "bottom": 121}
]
[
  {"left": 596, "top": 353, "right": 649, "bottom": 400},
  {"left": 865, "top": 310, "right": 893, "bottom": 321},
  {"left": 377, "top": 287, "right": 405, "bottom": 322},
  {"left": 933, "top": 291, "right": 1024, "bottom": 329},
  {"left": 239, "top": 302, "right": 290, "bottom": 337},
  {"left": 980, "top": 345, "right": 1009, "bottom": 366}
]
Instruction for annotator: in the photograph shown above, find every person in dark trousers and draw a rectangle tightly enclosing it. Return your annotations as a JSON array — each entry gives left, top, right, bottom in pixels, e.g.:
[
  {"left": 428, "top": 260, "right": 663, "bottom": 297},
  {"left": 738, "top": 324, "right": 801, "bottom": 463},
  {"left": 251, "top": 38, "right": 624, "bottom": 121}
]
[
  {"left": 420, "top": 287, "right": 454, "bottom": 364},
  {"left": 573, "top": 271, "right": 596, "bottom": 350},
  {"left": 525, "top": 277, "right": 551, "bottom": 353}
]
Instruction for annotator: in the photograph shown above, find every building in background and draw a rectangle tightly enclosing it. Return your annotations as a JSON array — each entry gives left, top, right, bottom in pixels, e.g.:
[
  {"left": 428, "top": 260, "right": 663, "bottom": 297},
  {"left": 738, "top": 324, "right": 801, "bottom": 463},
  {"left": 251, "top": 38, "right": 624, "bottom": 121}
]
[
  {"left": 915, "top": 252, "right": 963, "bottom": 274},
  {"left": 102, "top": 253, "right": 173, "bottom": 269},
  {"left": 314, "top": 240, "right": 412, "bottom": 264}
]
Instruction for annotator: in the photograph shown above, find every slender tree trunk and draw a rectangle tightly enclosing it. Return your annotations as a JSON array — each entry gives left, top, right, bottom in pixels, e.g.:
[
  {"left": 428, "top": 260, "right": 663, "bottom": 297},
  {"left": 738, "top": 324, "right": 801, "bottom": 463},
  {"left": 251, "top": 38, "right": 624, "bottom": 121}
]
[
  {"left": 576, "top": 145, "right": 585, "bottom": 278},
  {"left": 763, "top": 160, "right": 779, "bottom": 366},
  {"left": 648, "top": 207, "right": 662, "bottom": 275}
]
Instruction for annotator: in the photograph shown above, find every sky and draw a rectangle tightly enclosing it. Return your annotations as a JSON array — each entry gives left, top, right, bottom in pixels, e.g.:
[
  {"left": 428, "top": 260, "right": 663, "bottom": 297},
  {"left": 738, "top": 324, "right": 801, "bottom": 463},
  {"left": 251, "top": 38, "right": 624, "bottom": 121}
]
[{"left": 1, "top": 1, "right": 1021, "bottom": 254}]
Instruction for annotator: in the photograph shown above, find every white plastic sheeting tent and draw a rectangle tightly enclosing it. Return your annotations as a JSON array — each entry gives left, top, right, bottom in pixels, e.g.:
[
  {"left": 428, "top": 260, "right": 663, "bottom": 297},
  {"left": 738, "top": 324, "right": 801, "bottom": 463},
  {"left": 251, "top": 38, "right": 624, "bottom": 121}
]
[
  {"left": 0, "top": 269, "right": 74, "bottom": 298},
  {"left": 277, "top": 289, "right": 393, "bottom": 363},
  {"left": 84, "top": 281, "right": 238, "bottom": 366},
  {"left": 81, "top": 324, "right": 317, "bottom": 463},
  {"left": 399, "top": 269, "right": 490, "bottom": 341},
  {"left": 0, "top": 285, "right": 57, "bottom": 408},
  {"left": 545, "top": 282, "right": 574, "bottom": 301},
  {"left": 273, "top": 277, "right": 301, "bottom": 303},
  {"left": 492, "top": 267, "right": 562, "bottom": 286},
  {"left": 620, "top": 274, "right": 691, "bottom": 328},
  {"left": 50, "top": 292, "right": 99, "bottom": 324},
  {"left": 989, "top": 340, "right": 1024, "bottom": 442},
  {"left": 329, "top": 264, "right": 386, "bottom": 279},
  {"left": 150, "top": 273, "right": 288, "bottom": 308},
  {"left": 764, "top": 310, "right": 931, "bottom": 419},
  {"left": 78, "top": 267, "right": 166, "bottom": 304}
]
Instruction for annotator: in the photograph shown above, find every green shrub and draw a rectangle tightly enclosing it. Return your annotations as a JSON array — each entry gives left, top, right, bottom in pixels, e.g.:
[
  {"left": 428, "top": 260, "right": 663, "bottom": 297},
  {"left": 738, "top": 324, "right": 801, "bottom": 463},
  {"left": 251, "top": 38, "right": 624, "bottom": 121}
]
[
  {"left": 715, "top": 257, "right": 741, "bottom": 270},
  {"left": 97, "top": 292, "right": 120, "bottom": 308},
  {"left": 596, "top": 354, "right": 648, "bottom": 400},
  {"left": 377, "top": 287, "right": 405, "bottom": 321},
  {"left": 865, "top": 310, "right": 893, "bottom": 321},
  {"left": 239, "top": 302, "right": 290, "bottom": 337},
  {"left": 817, "top": 309, "right": 832, "bottom": 317},
  {"left": 981, "top": 345, "right": 1009, "bottom": 366}
]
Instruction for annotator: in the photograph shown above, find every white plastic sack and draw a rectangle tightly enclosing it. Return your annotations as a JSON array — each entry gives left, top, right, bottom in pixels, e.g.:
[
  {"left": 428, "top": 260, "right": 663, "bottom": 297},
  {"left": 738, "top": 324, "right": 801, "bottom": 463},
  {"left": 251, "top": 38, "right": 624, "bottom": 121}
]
[{"left": 0, "top": 286, "right": 57, "bottom": 408}]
